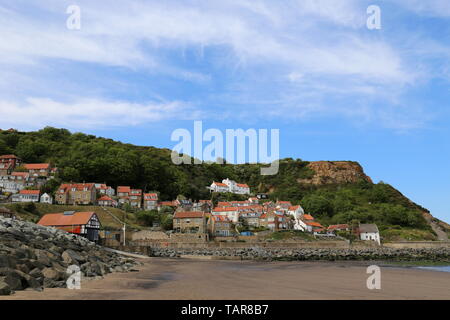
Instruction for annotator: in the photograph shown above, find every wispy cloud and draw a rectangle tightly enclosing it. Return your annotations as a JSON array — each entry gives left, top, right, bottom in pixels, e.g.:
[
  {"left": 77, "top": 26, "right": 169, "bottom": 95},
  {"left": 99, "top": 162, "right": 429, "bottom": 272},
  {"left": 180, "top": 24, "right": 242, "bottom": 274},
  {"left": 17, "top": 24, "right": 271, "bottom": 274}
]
[
  {"left": 0, "top": 98, "right": 198, "bottom": 130},
  {"left": 0, "top": 0, "right": 448, "bottom": 130}
]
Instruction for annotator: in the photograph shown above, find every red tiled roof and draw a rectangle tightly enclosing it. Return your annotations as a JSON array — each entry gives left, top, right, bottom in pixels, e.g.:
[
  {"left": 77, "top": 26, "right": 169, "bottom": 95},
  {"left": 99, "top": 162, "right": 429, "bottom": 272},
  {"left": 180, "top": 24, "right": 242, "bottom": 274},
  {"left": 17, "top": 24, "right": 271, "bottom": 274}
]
[
  {"left": 236, "top": 183, "right": 249, "bottom": 188},
  {"left": 117, "top": 186, "right": 131, "bottom": 193},
  {"left": 58, "top": 183, "right": 94, "bottom": 193},
  {"left": 11, "top": 172, "right": 29, "bottom": 178},
  {"left": 38, "top": 212, "right": 96, "bottom": 226},
  {"left": 144, "top": 193, "right": 158, "bottom": 200},
  {"left": 303, "top": 214, "right": 314, "bottom": 220},
  {"left": 160, "top": 201, "right": 176, "bottom": 207},
  {"left": 19, "top": 189, "right": 40, "bottom": 195},
  {"left": 288, "top": 205, "right": 300, "bottom": 211},
  {"left": 174, "top": 211, "right": 205, "bottom": 219},
  {"left": 306, "top": 221, "right": 323, "bottom": 227},
  {"left": 0, "top": 155, "right": 20, "bottom": 159},
  {"left": 98, "top": 195, "right": 113, "bottom": 201},
  {"left": 213, "top": 207, "right": 238, "bottom": 212},
  {"left": 212, "top": 181, "right": 228, "bottom": 187},
  {"left": 327, "top": 224, "right": 350, "bottom": 231},
  {"left": 217, "top": 202, "right": 231, "bottom": 207},
  {"left": 24, "top": 163, "right": 50, "bottom": 170}
]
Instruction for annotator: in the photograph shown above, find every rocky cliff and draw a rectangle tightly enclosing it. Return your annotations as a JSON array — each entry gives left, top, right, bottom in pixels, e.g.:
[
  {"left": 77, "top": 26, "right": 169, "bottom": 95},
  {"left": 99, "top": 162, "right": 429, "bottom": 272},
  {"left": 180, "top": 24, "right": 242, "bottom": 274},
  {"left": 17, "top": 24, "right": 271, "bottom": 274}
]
[
  {"left": 298, "top": 161, "right": 373, "bottom": 185},
  {"left": 0, "top": 217, "right": 138, "bottom": 296}
]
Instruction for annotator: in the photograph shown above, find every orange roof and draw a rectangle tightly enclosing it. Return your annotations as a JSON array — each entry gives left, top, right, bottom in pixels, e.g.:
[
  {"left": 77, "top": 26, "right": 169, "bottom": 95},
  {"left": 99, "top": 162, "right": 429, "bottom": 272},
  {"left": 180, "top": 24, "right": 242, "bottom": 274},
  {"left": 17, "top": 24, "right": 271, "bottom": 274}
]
[
  {"left": 217, "top": 201, "right": 231, "bottom": 207},
  {"left": 38, "top": 212, "right": 97, "bottom": 226},
  {"left": 58, "top": 183, "right": 94, "bottom": 193},
  {"left": 236, "top": 183, "right": 249, "bottom": 188},
  {"left": 11, "top": 172, "right": 29, "bottom": 178},
  {"left": 306, "top": 221, "right": 323, "bottom": 227},
  {"left": 213, "top": 207, "right": 238, "bottom": 212},
  {"left": 160, "top": 201, "right": 176, "bottom": 207},
  {"left": 117, "top": 186, "right": 131, "bottom": 193},
  {"left": 303, "top": 214, "right": 314, "bottom": 220},
  {"left": 98, "top": 195, "right": 113, "bottom": 201},
  {"left": 19, "top": 189, "right": 40, "bottom": 195},
  {"left": 174, "top": 211, "right": 205, "bottom": 219},
  {"left": 144, "top": 193, "right": 158, "bottom": 200},
  {"left": 24, "top": 163, "right": 50, "bottom": 170},
  {"left": 212, "top": 181, "right": 228, "bottom": 187},
  {"left": 277, "top": 201, "right": 292, "bottom": 204},
  {"left": 0, "top": 155, "right": 20, "bottom": 159},
  {"left": 327, "top": 224, "right": 349, "bottom": 231},
  {"left": 288, "top": 205, "right": 300, "bottom": 211}
]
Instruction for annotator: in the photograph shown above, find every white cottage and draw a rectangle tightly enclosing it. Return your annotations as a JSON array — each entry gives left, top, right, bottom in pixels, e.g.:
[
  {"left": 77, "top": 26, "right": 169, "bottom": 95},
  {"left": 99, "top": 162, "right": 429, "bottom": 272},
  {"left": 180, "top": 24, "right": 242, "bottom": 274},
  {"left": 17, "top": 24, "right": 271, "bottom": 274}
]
[
  {"left": 358, "top": 224, "right": 380, "bottom": 245},
  {"left": 40, "top": 193, "right": 53, "bottom": 204}
]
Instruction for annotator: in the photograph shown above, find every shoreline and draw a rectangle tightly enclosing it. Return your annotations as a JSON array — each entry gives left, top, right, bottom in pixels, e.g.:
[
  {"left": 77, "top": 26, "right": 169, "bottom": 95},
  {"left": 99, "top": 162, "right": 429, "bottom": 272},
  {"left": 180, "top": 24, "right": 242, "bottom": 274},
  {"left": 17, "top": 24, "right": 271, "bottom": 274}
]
[{"left": 1, "top": 258, "right": 449, "bottom": 300}]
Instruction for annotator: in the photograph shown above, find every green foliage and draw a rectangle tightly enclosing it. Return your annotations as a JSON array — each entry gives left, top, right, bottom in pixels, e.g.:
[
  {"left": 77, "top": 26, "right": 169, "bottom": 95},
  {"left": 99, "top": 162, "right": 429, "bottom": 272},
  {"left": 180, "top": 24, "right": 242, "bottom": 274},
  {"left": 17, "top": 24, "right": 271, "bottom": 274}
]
[
  {"left": 0, "top": 127, "right": 432, "bottom": 233},
  {"left": 136, "top": 210, "right": 173, "bottom": 230}
]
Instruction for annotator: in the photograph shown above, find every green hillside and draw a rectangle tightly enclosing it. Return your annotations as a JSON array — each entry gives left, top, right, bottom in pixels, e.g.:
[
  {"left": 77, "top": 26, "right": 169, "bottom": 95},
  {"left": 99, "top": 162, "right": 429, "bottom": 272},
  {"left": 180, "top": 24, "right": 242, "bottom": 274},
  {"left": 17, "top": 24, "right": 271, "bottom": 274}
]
[{"left": 1, "top": 127, "right": 448, "bottom": 240}]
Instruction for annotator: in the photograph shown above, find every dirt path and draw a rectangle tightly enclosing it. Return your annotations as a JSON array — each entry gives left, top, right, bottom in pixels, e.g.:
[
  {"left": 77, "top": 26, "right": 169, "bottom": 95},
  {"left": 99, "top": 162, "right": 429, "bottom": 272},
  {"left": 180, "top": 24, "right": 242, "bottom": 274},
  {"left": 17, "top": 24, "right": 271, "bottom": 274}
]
[
  {"left": 1, "top": 258, "right": 449, "bottom": 300},
  {"left": 424, "top": 213, "right": 449, "bottom": 241}
]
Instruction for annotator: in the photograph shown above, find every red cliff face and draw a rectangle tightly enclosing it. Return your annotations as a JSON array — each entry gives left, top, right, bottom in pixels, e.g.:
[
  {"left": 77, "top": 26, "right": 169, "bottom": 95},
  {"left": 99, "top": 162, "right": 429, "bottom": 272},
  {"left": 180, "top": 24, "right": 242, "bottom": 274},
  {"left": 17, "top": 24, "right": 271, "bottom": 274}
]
[{"left": 298, "top": 161, "right": 373, "bottom": 185}]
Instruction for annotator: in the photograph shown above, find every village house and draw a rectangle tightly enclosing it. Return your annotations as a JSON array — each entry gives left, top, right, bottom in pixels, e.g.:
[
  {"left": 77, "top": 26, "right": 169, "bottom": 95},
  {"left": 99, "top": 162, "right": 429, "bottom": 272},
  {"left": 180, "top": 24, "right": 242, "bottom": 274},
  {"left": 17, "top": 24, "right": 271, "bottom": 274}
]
[
  {"left": 173, "top": 211, "right": 207, "bottom": 234},
  {"left": 209, "top": 181, "right": 229, "bottom": 193},
  {"left": 143, "top": 193, "right": 158, "bottom": 210},
  {"left": 0, "top": 155, "right": 22, "bottom": 176},
  {"left": 40, "top": 192, "right": 53, "bottom": 204},
  {"left": 129, "top": 189, "right": 143, "bottom": 208},
  {"left": 208, "top": 215, "right": 233, "bottom": 237},
  {"left": 55, "top": 183, "right": 97, "bottom": 205},
  {"left": 97, "top": 195, "right": 117, "bottom": 207},
  {"left": 38, "top": 211, "right": 101, "bottom": 242},
  {"left": 358, "top": 224, "right": 381, "bottom": 245},
  {"left": 12, "top": 189, "right": 40, "bottom": 203},
  {"left": 159, "top": 200, "right": 178, "bottom": 209},
  {"left": 24, "top": 163, "right": 52, "bottom": 177},
  {"left": 117, "top": 186, "right": 131, "bottom": 205},
  {"left": 193, "top": 200, "right": 212, "bottom": 213},
  {"left": 327, "top": 224, "right": 350, "bottom": 235},
  {"left": 0, "top": 172, "right": 32, "bottom": 193},
  {"left": 177, "top": 199, "right": 193, "bottom": 210},
  {"left": 222, "top": 178, "right": 250, "bottom": 194},
  {"left": 212, "top": 206, "right": 239, "bottom": 223},
  {"left": 288, "top": 205, "right": 306, "bottom": 230},
  {"left": 248, "top": 197, "right": 259, "bottom": 204},
  {"left": 276, "top": 200, "right": 292, "bottom": 210},
  {"left": 239, "top": 210, "right": 261, "bottom": 229},
  {"left": 0, "top": 207, "right": 14, "bottom": 219},
  {"left": 209, "top": 179, "right": 250, "bottom": 194},
  {"left": 94, "top": 183, "right": 115, "bottom": 197}
]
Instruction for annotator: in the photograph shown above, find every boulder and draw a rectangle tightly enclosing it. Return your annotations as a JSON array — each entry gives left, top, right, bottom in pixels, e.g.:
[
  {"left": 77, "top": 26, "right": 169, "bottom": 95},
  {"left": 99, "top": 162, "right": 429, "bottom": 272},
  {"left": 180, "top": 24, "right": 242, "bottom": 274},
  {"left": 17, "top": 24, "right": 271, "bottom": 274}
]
[{"left": 0, "top": 280, "right": 11, "bottom": 295}]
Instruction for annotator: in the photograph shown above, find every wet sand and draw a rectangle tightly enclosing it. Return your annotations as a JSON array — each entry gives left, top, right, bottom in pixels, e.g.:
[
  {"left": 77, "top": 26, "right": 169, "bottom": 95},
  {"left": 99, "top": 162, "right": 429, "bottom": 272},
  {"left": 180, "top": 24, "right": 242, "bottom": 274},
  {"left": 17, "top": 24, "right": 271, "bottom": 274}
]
[{"left": 1, "top": 258, "right": 449, "bottom": 300}]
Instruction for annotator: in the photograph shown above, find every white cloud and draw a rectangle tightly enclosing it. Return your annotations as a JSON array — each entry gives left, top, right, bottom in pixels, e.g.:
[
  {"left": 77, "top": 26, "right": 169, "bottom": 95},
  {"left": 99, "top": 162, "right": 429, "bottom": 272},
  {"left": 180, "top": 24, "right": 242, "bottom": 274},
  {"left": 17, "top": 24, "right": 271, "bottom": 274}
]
[
  {"left": 0, "top": 98, "right": 198, "bottom": 130},
  {"left": 0, "top": 0, "right": 444, "bottom": 130}
]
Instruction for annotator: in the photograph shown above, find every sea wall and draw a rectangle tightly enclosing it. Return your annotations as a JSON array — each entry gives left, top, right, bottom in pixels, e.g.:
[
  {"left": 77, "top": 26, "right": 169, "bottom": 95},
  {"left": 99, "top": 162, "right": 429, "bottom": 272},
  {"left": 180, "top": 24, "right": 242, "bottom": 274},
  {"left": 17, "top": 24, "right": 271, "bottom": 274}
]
[{"left": 146, "top": 247, "right": 450, "bottom": 261}]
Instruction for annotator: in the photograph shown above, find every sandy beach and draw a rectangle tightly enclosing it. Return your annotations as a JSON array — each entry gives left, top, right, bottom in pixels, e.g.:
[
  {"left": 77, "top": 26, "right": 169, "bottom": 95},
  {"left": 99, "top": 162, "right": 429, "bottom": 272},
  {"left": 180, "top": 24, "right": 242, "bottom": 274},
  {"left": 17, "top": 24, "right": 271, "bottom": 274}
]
[{"left": 1, "top": 258, "right": 449, "bottom": 300}]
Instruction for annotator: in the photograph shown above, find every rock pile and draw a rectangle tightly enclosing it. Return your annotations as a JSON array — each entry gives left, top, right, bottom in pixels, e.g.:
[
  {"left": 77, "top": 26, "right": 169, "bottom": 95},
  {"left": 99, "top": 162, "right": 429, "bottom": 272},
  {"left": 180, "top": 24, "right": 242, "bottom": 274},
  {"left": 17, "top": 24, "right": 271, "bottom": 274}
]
[
  {"left": 150, "top": 246, "right": 450, "bottom": 262},
  {"left": 0, "top": 217, "right": 138, "bottom": 296}
]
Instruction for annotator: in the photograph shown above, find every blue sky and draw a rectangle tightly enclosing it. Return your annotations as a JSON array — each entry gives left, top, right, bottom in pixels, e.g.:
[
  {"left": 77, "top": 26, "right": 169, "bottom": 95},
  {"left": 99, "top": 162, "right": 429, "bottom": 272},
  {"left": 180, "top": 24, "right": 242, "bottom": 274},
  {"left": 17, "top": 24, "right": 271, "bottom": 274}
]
[{"left": 0, "top": 0, "right": 449, "bottom": 222}]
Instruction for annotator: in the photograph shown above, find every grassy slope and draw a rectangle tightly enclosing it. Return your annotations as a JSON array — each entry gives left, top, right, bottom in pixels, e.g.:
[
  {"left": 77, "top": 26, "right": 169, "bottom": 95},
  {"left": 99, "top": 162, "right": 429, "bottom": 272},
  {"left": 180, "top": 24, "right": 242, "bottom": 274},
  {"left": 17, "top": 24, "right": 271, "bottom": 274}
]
[{"left": 4, "top": 203, "right": 143, "bottom": 230}]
